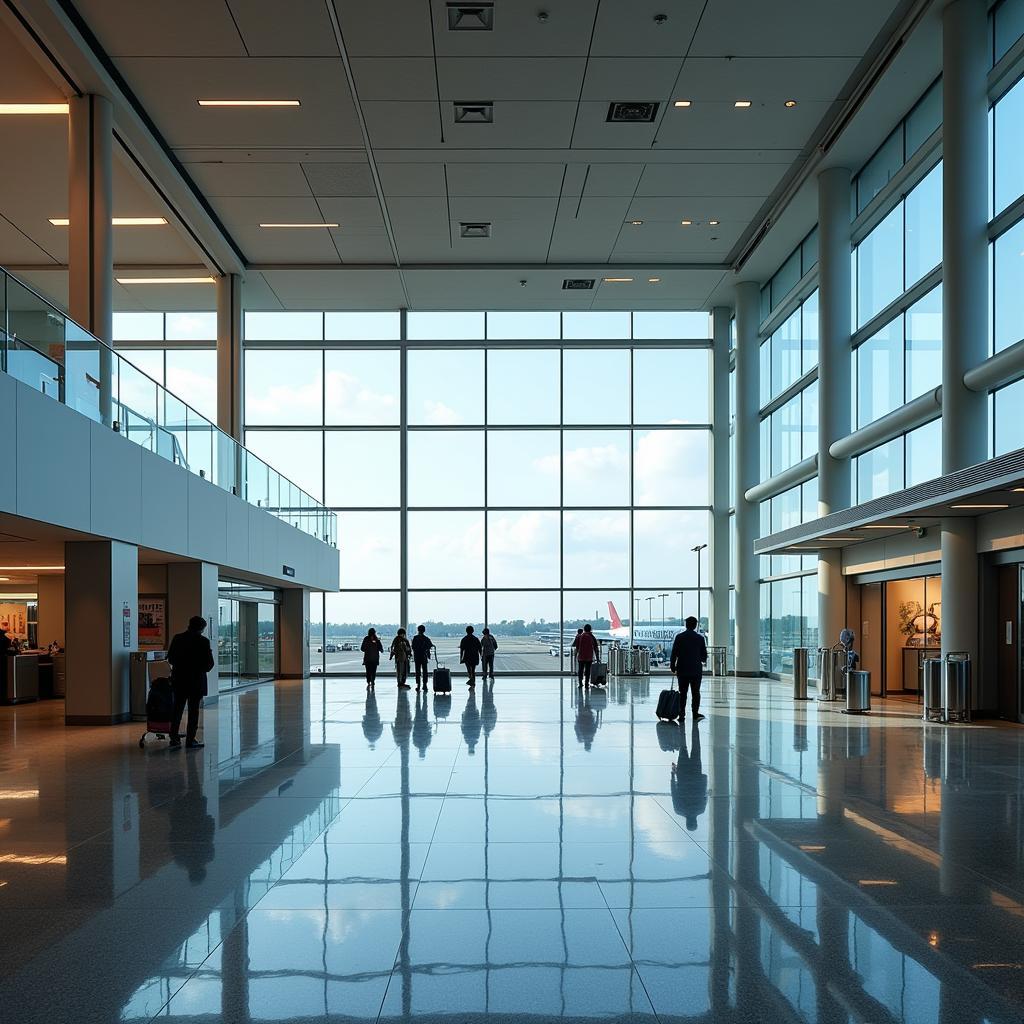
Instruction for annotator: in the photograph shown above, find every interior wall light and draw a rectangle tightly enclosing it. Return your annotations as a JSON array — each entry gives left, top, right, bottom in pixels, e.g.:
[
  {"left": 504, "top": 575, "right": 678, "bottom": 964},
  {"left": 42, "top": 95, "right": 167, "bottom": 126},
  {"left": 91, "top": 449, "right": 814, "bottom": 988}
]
[
  {"left": 116, "top": 277, "right": 216, "bottom": 285},
  {"left": 0, "top": 103, "right": 69, "bottom": 114},
  {"left": 198, "top": 99, "right": 300, "bottom": 107}
]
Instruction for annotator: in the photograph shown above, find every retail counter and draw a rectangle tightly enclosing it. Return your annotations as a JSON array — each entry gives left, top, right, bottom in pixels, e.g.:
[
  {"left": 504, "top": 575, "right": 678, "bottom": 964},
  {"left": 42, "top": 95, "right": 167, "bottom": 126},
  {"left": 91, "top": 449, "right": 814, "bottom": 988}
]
[{"left": 3, "top": 653, "right": 39, "bottom": 704}]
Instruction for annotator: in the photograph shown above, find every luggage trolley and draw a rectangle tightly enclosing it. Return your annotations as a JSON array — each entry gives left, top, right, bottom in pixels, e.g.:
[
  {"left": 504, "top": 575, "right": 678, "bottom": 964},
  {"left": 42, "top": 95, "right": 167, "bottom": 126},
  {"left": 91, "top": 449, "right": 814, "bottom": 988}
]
[{"left": 135, "top": 654, "right": 174, "bottom": 748}]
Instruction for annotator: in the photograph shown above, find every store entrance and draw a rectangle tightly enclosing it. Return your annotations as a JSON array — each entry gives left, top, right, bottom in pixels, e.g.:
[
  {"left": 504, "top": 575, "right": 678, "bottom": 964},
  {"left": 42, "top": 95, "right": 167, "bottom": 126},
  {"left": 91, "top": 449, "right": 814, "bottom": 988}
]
[{"left": 218, "top": 582, "right": 279, "bottom": 690}]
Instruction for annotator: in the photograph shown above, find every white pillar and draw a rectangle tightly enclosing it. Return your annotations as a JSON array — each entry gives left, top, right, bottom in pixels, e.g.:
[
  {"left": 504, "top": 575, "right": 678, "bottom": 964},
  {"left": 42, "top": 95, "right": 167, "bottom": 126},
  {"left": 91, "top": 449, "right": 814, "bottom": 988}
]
[
  {"left": 711, "top": 305, "right": 731, "bottom": 649},
  {"left": 68, "top": 95, "right": 114, "bottom": 426},
  {"left": 64, "top": 540, "right": 138, "bottom": 724},
  {"left": 817, "top": 166, "right": 854, "bottom": 649},
  {"left": 279, "top": 588, "right": 311, "bottom": 679},
  {"left": 167, "top": 561, "right": 220, "bottom": 702},
  {"left": 733, "top": 282, "right": 761, "bottom": 676},
  {"left": 216, "top": 273, "right": 244, "bottom": 442}
]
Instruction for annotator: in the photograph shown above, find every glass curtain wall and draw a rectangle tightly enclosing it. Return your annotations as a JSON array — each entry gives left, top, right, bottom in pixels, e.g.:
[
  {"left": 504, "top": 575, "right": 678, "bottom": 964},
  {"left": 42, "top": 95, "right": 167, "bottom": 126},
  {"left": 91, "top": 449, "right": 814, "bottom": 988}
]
[{"left": 242, "top": 311, "right": 714, "bottom": 675}]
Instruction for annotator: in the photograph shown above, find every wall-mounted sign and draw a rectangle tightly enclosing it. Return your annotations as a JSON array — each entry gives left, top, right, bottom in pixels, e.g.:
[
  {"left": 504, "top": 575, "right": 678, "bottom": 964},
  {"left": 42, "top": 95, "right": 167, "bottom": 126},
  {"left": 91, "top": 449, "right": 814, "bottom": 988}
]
[
  {"left": 122, "top": 602, "right": 132, "bottom": 648},
  {"left": 282, "top": 565, "right": 296, "bottom": 578},
  {"left": 138, "top": 596, "right": 166, "bottom": 648}
]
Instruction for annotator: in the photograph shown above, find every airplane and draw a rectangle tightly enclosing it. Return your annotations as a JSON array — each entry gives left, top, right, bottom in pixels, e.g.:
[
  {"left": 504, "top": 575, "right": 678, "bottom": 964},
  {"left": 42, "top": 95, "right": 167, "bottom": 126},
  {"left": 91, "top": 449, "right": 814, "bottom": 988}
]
[{"left": 535, "top": 601, "right": 689, "bottom": 663}]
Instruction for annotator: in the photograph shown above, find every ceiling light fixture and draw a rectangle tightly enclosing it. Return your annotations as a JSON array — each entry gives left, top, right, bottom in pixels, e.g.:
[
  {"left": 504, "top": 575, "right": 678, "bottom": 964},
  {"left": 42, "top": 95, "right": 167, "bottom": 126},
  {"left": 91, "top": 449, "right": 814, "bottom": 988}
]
[
  {"left": 648, "top": 277, "right": 661, "bottom": 283},
  {"left": 1012, "top": 488, "right": 1024, "bottom": 492},
  {"left": 734, "top": 100, "right": 752, "bottom": 108},
  {"left": 784, "top": 99, "right": 798, "bottom": 108},
  {"left": 629, "top": 219, "right": 643, "bottom": 226},
  {"left": 603, "top": 277, "right": 634, "bottom": 283},
  {"left": 0, "top": 789, "right": 39, "bottom": 799},
  {"left": 198, "top": 99, "right": 300, "bottom": 107},
  {"left": 680, "top": 219, "right": 693, "bottom": 226},
  {"left": 116, "top": 277, "right": 216, "bottom": 285},
  {"left": 673, "top": 99, "right": 691, "bottom": 108},
  {"left": 858, "top": 879, "right": 898, "bottom": 887},
  {"left": 950, "top": 503, "right": 1009, "bottom": 509},
  {"left": 0, "top": 103, "right": 69, "bottom": 115},
  {"left": 259, "top": 222, "right": 339, "bottom": 228},
  {"left": 49, "top": 217, "right": 167, "bottom": 227},
  {"left": 0, "top": 566, "right": 63, "bottom": 572},
  {"left": 708, "top": 219, "right": 720, "bottom": 226}
]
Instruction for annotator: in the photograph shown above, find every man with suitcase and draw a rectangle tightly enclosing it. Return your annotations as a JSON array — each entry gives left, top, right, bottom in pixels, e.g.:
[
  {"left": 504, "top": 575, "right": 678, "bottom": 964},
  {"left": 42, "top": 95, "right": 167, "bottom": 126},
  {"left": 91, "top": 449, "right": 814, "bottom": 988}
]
[
  {"left": 167, "top": 615, "right": 214, "bottom": 749},
  {"left": 572, "top": 624, "right": 599, "bottom": 687},
  {"left": 411, "top": 624, "right": 435, "bottom": 691},
  {"left": 670, "top": 616, "right": 708, "bottom": 722}
]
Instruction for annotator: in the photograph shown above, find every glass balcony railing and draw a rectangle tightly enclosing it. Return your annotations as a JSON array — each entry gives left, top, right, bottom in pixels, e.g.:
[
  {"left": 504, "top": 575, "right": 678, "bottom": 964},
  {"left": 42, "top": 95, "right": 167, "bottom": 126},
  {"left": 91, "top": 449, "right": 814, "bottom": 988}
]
[{"left": 0, "top": 267, "right": 336, "bottom": 548}]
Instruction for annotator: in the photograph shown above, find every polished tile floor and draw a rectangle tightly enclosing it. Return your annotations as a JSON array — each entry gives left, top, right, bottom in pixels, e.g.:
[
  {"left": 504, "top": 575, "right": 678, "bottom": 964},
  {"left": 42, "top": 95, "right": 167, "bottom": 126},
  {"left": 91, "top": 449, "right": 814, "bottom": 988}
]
[{"left": 1, "top": 675, "right": 1023, "bottom": 1024}]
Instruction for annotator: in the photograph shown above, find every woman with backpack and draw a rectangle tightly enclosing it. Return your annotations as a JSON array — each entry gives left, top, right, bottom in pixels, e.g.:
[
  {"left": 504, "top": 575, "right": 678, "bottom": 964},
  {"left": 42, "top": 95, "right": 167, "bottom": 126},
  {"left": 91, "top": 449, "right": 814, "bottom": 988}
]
[
  {"left": 389, "top": 627, "right": 413, "bottom": 690},
  {"left": 361, "top": 628, "right": 383, "bottom": 689}
]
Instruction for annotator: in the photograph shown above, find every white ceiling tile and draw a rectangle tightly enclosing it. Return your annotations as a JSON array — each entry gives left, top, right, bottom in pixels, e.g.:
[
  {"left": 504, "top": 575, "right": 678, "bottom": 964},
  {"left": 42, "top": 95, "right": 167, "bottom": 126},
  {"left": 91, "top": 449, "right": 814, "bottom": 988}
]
[
  {"left": 564, "top": 164, "right": 645, "bottom": 197},
  {"left": 300, "top": 162, "right": 376, "bottom": 197},
  {"left": 448, "top": 197, "right": 559, "bottom": 262},
  {"left": 437, "top": 58, "right": 587, "bottom": 101},
  {"left": 362, "top": 103, "right": 444, "bottom": 148},
  {"left": 227, "top": 0, "right": 340, "bottom": 56},
  {"left": 334, "top": 0, "right": 434, "bottom": 56},
  {"left": 569, "top": 102, "right": 659, "bottom": 149},
  {"left": 445, "top": 163, "right": 566, "bottom": 197},
  {"left": 315, "top": 198, "right": 389, "bottom": 232},
  {"left": 443, "top": 102, "right": 578, "bottom": 148},
  {"left": 241, "top": 272, "right": 284, "bottom": 310},
  {"left": 636, "top": 160, "right": 794, "bottom": 197},
  {"left": 258, "top": 269, "right": 407, "bottom": 308},
  {"left": 581, "top": 58, "right": 683, "bottom": 100},
  {"left": 625, "top": 195, "right": 766, "bottom": 222},
  {"left": 183, "top": 161, "right": 314, "bottom": 197},
  {"left": 590, "top": 1, "right": 704, "bottom": 57},
  {"left": 377, "top": 163, "right": 448, "bottom": 197},
  {"left": 349, "top": 58, "right": 437, "bottom": 100},
  {"left": 547, "top": 196, "right": 633, "bottom": 263},
  {"left": 212, "top": 197, "right": 342, "bottom": 261},
  {"left": 671, "top": 57, "right": 861, "bottom": 102},
  {"left": 430, "top": 0, "right": 599, "bottom": 57},
  {"left": 654, "top": 100, "right": 835, "bottom": 149}
]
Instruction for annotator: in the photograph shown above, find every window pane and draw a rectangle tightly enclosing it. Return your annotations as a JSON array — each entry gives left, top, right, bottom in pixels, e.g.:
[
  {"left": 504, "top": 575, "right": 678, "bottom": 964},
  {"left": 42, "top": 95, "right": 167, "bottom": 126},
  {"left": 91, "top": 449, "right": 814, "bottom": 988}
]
[
  {"left": 562, "top": 430, "right": 630, "bottom": 506},
  {"left": 407, "top": 349, "right": 483, "bottom": 426},
  {"left": 632, "top": 349, "right": 709, "bottom": 423},
  {"left": 408, "top": 431, "right": 484, "bottom": 506},
  {"left": 771, "top": 310, "right": 801, "bottom": 398},
  {"left": 634, "top": 510, "right": 709, "bottom": 588},
  {"left": 486, "top": 311, "right": 560, "bottom": 339},
  {"left": 486, "top": 430, "right": 560, "bottom": 506},
  {"left": 801, "top": 290, "right": 819, "bottom": 372},
  {"left": 631, "top": 311, "right": 711, "bottom": 339},
  {"left": 770, "top": 397, "right": 802, "bottom": 474},
  {"left": 994, "top": 219, "right": 1024, "bottom": 353},
  {"left": 770, "top": 249, "right": 801, "bottom": 308},
  {"left": 906, "top": 285, "right": 943, "bottom": 400},
  {"left": 113, "top": 312, "right": 163, "bottom": 341},
  {"left": 995, "top": 77, "right": 1024, "bottom": 215},
  {"left": 562, "top": 311, "right": 630, "bottom": 339},
  {"left": 759, "top": 339, "right": 771, "bottom": 408},
  {"left": 324, "top": 312, "right": 400, "bottom": 340},
  {"left": 994, "top": 378, "right": 1024, "bottom": 456},
  {"left": 563, "top": 510, "right": 629, "bottom": 587},
  {"left": 857, "top": 129, "right": 903, "bottom": 214},
  {"left": 408, "top": 511, "right": 484, "bottom": 588},
  {"left": 563, "top": 591, "right": 629, "bottom": 638},
  {"left": 904, "top": 161, "right": 943, "bottom": 287},
  {"left": 801, "top": 383, "right": 818, "bottom": 461},
  {"left": 562, "top": 348, "right": 630, "bottom": 424},
  {"left": 488, "top": 511, "right": 560, "bottom": 587},
  {"left": 906, "top": 417, "right": 942, "bottom": 486},
  {"left": 857, "top": 437, "right": 903, "bottom": 502},
  {"left": 995, "top": 0, "right": 1024, "bottom": 63},
  {"left": 634, "top": 429, "right": 709, "bottom": 505},
  {"left": 407, "top": 311, "right": 484, "bottom": 340},
  {"left": 340, "top": 511, "right": 400, "bottom": 588},
  {"left": 905, "top": 79, "right": 942, "bottom": 156},
  {"left": 245, "top": 311, "right": 323, "bottom": 341},
  {"left": 245, "top": 430, "right": 323, "bottom": 501},
  {"left": 487, "top": 592, "right": 562, "bottom": 672},
  {"left": 856, "top": 205, "right": 904, "bottom": 326},
  {"left": 857, "top": 320, "right": 902, "bottom": 427},
  {"left": 245, "top": 350, "right": 323, "bottom": 425},
  {"left": 166, "top": 312, "right": 216, "bottom": 340},
  {"left": 166, "top": 349, "right": 217, "bottom": 421},
  {"left": 325, "top": 430, "right": 400, "bottom": 507},
  {"left": 487, "top": 349, "right": 560, "bottom": 425},
  {"left": 120, "top": 349, "right": 164, "bottom": 384},
  {"left": 324, "top": 592, "right": 400, "bottom": 672},
  {"left": 406, "top": 593, "right": 485, "bottom": 657},
  {"left": 325, "top": 349, "right": 399, "bottom": 425},
  {"left": 801, "top": 226, "right": 819, "bottom": 275}
]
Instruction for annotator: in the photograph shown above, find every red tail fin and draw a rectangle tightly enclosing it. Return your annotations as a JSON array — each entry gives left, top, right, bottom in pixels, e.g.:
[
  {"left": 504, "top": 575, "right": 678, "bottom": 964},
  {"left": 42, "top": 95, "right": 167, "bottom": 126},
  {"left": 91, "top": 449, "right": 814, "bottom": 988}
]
[{"left": 607, "top": 601, "right": 623, "bottom": 631}]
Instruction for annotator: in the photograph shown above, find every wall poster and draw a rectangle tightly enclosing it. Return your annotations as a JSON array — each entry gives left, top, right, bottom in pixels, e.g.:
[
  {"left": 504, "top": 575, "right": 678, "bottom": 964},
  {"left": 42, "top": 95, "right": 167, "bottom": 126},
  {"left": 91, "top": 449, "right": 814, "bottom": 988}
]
[{"left": 138, "top": 596, "right": 166, "bottom": 649}]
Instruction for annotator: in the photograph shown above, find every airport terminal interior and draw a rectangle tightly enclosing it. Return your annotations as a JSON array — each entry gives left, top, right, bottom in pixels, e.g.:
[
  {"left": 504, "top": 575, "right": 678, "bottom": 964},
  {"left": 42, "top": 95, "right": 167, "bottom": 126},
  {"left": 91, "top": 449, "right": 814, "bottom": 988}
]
[{"left": 2, "top": 0, "right": 1024, "bottom": 1022}]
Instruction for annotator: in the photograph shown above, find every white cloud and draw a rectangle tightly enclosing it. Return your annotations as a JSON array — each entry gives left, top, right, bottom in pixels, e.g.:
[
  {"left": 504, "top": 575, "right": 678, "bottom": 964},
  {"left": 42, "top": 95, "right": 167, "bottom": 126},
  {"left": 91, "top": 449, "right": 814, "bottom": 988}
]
[
  {"left": 420, "top": 400, "right": 461, "bottom": 425},
  {"left": 324, "top": 370, "right": 398, "bottom": 424},
  {"left": 634, "top": 429, "right": 709, "bottom": 505}
]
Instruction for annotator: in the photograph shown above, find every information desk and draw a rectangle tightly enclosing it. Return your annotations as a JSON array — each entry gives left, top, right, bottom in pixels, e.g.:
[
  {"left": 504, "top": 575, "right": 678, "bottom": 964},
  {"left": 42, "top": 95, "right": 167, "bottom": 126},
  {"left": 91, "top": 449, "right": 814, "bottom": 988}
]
[{"left": 2, "top": 653, "right": 40, "bottom": 704}]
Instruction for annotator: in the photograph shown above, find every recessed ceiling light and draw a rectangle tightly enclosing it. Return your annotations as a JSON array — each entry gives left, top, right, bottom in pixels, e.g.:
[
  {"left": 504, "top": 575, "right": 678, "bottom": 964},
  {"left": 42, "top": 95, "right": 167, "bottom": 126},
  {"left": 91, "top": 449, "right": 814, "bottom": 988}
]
[
  {"left": 734, "top": 100, "right": 752, "bottom": 108},
  {"left": 799, "top": 844, "right": 826, "bottom": 852},
  {"left": 784, "top": 99, "right": 798, "bottom": 108},
  {"left": 673, "top": 99, "right": 691, "bottom": 108},
  {"left": 0, "top": 103, "right": 69, "bottom": 115},
  {"left": 858, "top": 879, "right": 899, "bottom": 887},
  {"left": 648, "top": 277, "right": 660, "bottom": 283},
  {"left": 0, "top": 566, "right": 63, "bottom": 571},
  {"left": 603, "top": 277, "right": 634, "bottom": 283},
  {"left": 49, "top": 217, "right": 168, "bottom": 227},
  {"left": 680, "top": 219, "right": 693, "bottom": 226},
  {"left": 259, "top": 222, "right": 339, "bottom": 228},
  {"left": 1012, "top": 488, "right": 1024, "bottom": 492},
  {"left": 198, "top": 99, "right": 300, "bottom": 107},
  {"left": 950, "top": 503, "right": 1008, "bottom": 509},
  {"left": 708, "top": 219, "right": 720, "bottom": 226},
  {"left": 116, "top": 277, "right": 216, "bottom": 285},
  {"left": 629, "top": 219, "right": 643, "bottom": 226}
]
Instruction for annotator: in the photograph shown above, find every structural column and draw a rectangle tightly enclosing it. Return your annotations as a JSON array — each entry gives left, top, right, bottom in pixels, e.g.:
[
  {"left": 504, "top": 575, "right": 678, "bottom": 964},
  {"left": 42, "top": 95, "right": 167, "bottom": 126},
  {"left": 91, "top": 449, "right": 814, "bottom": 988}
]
[
  {"left": 733, "top": 282, "right": 761, "bottom": 675},
  {"left": 940, "top": 0, "right": 988, "bottom": 675},
  {"left": 68, "top": 95, "right": 114, "bottom": 426},
  {"left": 217, "top": 273, "right": 244, "bottom": 442},
  {"left": 167, "top": 561, "right": 220, "bottom": 701},
  {"left": 710, "top": 305, "right": 731, "bottom": 651},
  {"left": 817, "top": 166, "right": 853, "bottom": 650},
  {"left": 64, "top": 540, "right": 138, "bottom": 724},
  {"left": 279, "top": 587, "right": 311, "bottom": 679}
]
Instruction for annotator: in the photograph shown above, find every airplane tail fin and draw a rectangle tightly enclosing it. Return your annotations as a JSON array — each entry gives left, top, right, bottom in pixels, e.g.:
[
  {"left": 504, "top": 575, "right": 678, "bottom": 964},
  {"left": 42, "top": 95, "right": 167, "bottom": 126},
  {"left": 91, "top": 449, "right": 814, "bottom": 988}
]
[{"left": 608, "top": 601, "right": 623, "bottom": 631}]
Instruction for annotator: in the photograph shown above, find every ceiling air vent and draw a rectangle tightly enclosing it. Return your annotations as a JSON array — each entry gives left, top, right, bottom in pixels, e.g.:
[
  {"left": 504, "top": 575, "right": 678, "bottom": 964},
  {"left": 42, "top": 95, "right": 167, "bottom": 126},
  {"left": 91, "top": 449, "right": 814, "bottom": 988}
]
[
  {"left": 447, "top": 3, "right": 494, "bottom": 30},
  {"left": 460, "top": 222, "right": 491, "bottom": 238},
  {"left": 454, "top": 101, "right": 493, "bottom": 123},
  {"left": 607, "top": 101, "right": 659, "bottom": 123},
  {"left": 562, "top": 278, "right": 595, "bottom": 291}
]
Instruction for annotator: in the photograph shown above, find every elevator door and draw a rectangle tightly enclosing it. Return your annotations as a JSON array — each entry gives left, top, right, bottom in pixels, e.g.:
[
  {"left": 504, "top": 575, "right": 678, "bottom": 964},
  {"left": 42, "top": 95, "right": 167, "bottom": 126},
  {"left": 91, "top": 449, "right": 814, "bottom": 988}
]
[{"left": 997, "top": 564, "right": 1020, "bottom": 721}]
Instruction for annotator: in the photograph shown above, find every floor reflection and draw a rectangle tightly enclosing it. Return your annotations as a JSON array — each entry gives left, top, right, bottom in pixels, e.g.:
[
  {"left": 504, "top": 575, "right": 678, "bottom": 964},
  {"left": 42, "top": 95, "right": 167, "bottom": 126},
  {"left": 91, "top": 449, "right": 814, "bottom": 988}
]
[{"left": 0, "top": 676, "right": 1023, "bottom": 1023}]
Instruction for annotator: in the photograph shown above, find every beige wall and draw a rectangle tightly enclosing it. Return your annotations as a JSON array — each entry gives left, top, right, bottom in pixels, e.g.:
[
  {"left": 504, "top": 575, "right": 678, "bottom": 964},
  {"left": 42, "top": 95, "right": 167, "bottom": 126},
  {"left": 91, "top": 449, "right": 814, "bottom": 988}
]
[{"left": 36, "top": 575, "right": 65, "bottom": 649}]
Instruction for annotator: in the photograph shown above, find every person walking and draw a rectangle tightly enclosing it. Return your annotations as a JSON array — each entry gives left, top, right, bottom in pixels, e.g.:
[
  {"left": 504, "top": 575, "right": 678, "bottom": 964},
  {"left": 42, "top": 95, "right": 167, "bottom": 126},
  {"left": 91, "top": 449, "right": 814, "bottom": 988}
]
[
  {"left": 671, "top": 723, "right": 708, "bottom": 831},
  {"left": 459, "top": 625, "right": 482, "bottom": 688},
  {"left": 670, "top": 615, "right": 708, "bottom": 721},
  {"left": 480, "top": 627, "right": 498, "bottom": 681},
  {"left": 572, "top": 623, "right": 599, "bottom": 688},
  {"left": 167, "top": 615, "right": 214, "bottom": 750},
  {"left": 411, "top": 624, "right": 434, "bottom": 691},
  {"left": 389, "top": 628, "right": 412, "bottom": 689},
  {"left": 361, "top": 627, "right": 383, "bottom": 689}
]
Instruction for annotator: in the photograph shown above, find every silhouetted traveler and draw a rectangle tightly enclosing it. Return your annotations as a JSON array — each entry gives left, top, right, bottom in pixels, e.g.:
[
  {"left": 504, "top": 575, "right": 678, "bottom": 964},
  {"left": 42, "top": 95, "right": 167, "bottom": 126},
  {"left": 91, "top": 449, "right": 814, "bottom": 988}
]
[
  {"left": 361, "top": 628, "right": 383, "bottom": 688},
  {"left": 574, "top": 690, "right": 599, "bottom": 750},
  {"left": 481, "top": 679, "right": 497, "bottom": 738},
  {"left": 460, "top": 625, "right": 482, "bottom": 687},
  {"left": 572, "top": 624, "right": 599, "bottom": 687},
  {"left": 390, "top": 628, "right": 412, "bottom": 689},
  {"left": 480, "top": 627, "right": 497, "bottom": 681},
  {"left": 411, "top": 624, "right": 435, "bottom": 691},
  {"left": 169, "top": 753, "right": 215, "bottom": 881},
  {"left": 670, "top": 616, "right": 708, "bottom": 721},
  {"left": 413, "top": 690, "right": 433, "bottom": 758},
  {"left": 391, "top": 688, "right": 412, "bottom": 749},
  {"left": 362, "top": 690, "right": 383, "bottom": 748},
  {"left": 167, "top": 616, "right": 214, "bottom": 750},
  {"left": 461, "top": 689, "right": 481, "bottom": 754},
  {"left": 671, "top": 723, "right": 708, "bottom": 831}
]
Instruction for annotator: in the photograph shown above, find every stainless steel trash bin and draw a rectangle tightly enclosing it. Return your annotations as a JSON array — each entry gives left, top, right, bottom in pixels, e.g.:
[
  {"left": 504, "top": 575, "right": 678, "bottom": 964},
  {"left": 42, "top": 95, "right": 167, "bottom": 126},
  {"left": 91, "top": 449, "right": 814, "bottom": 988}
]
[
  {"left": 817, "top": 647, "right": 846, "bottom": 701},
  {"left": 793, "top": 647, "right": 811, "bottom": 700},
  {"left": 130, "top": 650, "right": 168, "bottom": 721},
  {"left": 844, "top": 670, "right": 871, "bottom": 714},
  {"left": 922, "top": 658, "right": 944, "bottom": 723},
  {"left": 943, "top": 652, "right": 972, "bottom": 723},
  {"left": 709, "top": 646, "right": 727, "bottom": 676}
]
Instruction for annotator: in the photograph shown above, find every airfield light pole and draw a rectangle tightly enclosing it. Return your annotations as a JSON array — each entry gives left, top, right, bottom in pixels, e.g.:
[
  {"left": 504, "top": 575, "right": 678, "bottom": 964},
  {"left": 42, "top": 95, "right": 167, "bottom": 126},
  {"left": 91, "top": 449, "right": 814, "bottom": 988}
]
[
  {"left": 692, "top": 543, "right": 708, "bottom": 631},
  {"left": 658, "top": 593, "right": 669, "bottom": 630},
  {"left": 645, "top": 595, "right": 655, "bottom": 624},
  {"left": 676, "top": 591, "right": 685, "bottom": 631}
]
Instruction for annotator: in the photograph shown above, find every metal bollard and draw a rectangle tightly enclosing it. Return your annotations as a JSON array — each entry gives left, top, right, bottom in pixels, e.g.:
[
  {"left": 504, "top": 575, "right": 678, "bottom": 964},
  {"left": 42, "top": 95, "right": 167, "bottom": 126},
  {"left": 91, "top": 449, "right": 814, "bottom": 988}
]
[
  {"left": 922, "top": 658, "right": 944, "bottom": 723},
  {"left": 793, "top": 647, "right": 811, "bottom": 700},
  {"left": 943, "top": 653, "right": 972, "bottom": 723}
]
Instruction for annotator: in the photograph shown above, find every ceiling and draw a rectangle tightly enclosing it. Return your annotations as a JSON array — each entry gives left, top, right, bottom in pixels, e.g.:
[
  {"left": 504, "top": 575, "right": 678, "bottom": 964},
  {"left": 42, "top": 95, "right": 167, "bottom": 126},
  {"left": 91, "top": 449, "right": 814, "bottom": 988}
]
[{"left": 0, "top": 0, "right": 926, "bottom": 312}]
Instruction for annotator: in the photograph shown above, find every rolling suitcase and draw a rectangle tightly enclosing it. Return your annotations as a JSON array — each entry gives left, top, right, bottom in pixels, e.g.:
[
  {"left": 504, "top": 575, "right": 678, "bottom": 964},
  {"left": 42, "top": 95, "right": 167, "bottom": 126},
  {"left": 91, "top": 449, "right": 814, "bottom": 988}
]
[
  {"left": 591, "top": 660, "right": 608, "bottom": 687},
  {"left": 432, "top": 654, "right": 452, "bottom": 694},
  {"left": 656, "top": 681, "right": 681, "bottom": 722}
]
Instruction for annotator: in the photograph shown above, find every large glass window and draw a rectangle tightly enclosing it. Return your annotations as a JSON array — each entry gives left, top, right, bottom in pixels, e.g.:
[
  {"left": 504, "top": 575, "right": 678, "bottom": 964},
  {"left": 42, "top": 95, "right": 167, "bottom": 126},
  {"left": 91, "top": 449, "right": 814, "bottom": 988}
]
[
  {"left": 993, "top": 218, "right": 1024, "bottom": 353},
  {"left": 993, "top": 75, "right": 1024, "bottom": 216}
]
